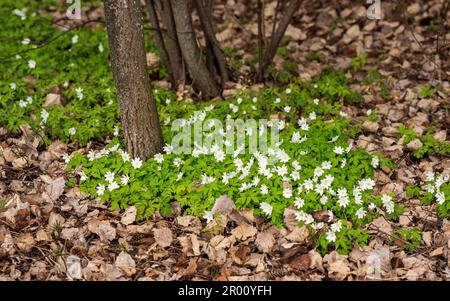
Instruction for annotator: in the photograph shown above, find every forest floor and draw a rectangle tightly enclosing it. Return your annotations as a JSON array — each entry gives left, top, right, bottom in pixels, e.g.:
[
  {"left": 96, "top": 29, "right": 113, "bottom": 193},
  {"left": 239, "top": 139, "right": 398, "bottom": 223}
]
[{"left": 0, "top": 0, "right": 449, "bottom": 280}]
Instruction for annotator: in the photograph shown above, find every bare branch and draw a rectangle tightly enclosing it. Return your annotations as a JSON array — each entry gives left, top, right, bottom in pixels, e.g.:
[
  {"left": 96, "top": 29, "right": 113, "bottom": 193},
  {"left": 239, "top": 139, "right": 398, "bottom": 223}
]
[
  {"left": 156, "top": 0, "right": 185, "bottom": 86},
  {"left": 145, "top": 0, "right": 175, "bottom": 86},
  {"left": 257, "top": 0, "right": 265, "bottom": 82},
  {"left": 259, "top": 0, "right": 302, "bottom": 82},
  {"left": 171, "top": 0, "right": 220, "bottom": 99},
  {"left": 194, "top": 0, "right": 229, "bottom": 87}
]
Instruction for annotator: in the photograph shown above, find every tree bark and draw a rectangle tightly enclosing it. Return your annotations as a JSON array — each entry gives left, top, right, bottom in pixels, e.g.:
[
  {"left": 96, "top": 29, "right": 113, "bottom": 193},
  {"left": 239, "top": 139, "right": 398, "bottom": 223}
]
[
  {"left": 171, "top": 0, "right": 220, "bottom": 99},
  {"left": 204, "top": 0, "right": 216, "bottom": 75},
  {"left": 194, "top": 0, "right": 229, "bottom": 87},
  {"left": 104, "top": 0, "right": 164, "bottom": 160},
  {"left": 258, "top": 0, "right": 302, "bottom": 82},
  {"left": 256, "top": 0, "right": 265, "bottom": 82},
  {"left": 155, "top": 0, "right": 185, "bottom": 86},
  {"left": 145, "top": 0, "right": 175, "bottom": 86}
]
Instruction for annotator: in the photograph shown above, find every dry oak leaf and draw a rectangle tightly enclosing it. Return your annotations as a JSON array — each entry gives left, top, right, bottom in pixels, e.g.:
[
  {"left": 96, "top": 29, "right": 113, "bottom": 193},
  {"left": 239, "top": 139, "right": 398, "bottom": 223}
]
[
  {"left": 344, "top": 25, "right": 360, "bottom": 41},
  {"left": 47, "top": 139, "right": 67, "bottom": 158},
  {"left": 0, "top": 233, "right": 15, "bottom": 256},
  {"left": 210, "top": 195, "right": 235, "bottom": 216},
  {"left": 16, "top": 232, "right": 35, "bottom": 252},
  {"left": 88, "top": 219, "right": 116, "bottom": 242},
  {"left": 48, "top": 212, "right": 65, "bottom": 227},
  {"left": 115, "top": 251, "right": 136, "bottom": 277},
  {"left": 210, "top": 235, "right": 234, "bottom": 250},
  {"left": 60, "top": 228, "right": 79, "bottom": 241},
  {"left": 231, "top": 224, "right": 257, "bottom": 240},
  {"left": 406, "top": 139, "right": 423, "bottom": 151},
  {"left": 153, "top": 227, "right": 173, "bottom": 248},
  {"left": 288, "top": 253, "right": 311, "bottom": 271},
  {"left": 255, "top": 231, "right": 275, "bottom": 253},
  {"left": 2, "top": 147, "right": 16, "bottom": 162},
  {"left": 12, "top": 157, "right": 28, "bottom": 169},
  {"left": 309, "top": 250, "right": 324, "bottom": 273},
  {"left": 369, "top": 216, "right": 393, "bottom": 236},
  {"left": 245, "top": 253, "right": 266, "bottom": 273},
  {"left": 44, "top": 93, "right": 61, "bottom": 107},
  {"left": 402, "top": 258, "right": 428, "bottom": 281},
  {"left": 178, "top": 235, "right": 192, "bottom": 254},
  {"left": 120, "top": 206, "right": 137, "bottom": 225},
  {"left": 362, "top": 121, "right": 379, "bottom": 133},
  {"left": 366, "top": 245, "right": 392, "bottom": 273},
  {"left": 285, "top": 226, "right": 309, "bottom": 243},
  {"left": 233, "top": 244, "right": 250, "bottom": 264},
  {"left": 328, "top": 260, "right": 351, "bottom": 280},
  {"left": 190, "top": 234, "right": 202, "bottom": 256},
  {"left": 29, "top": 261, "right": 48, "bottom": 281},
  {"left": 2, "top": 194, "right": 29, "bottom": 226},
  {"left": 66, "top": 255, "right": 83, "bottom": 280},
  {"left": 46, "top": 177, "right": 65, "bottom": 201},
  {"left": 105, "top": 264, "right": 124, "bottom": 281},
  {"left": 324, "top": 251, "right": 351, "bottom": 280},
  {"left": 179, "top": 258, "right": 198, "bottom": 277},
  {"left": 176, "top": 215, "right": 201, "bottom": 228},
  {"left": 35, "top": 229, "right": 51, "bottom": 242},
  {"left": 283, "top": 208, "right": 299, "bottom": 231}
]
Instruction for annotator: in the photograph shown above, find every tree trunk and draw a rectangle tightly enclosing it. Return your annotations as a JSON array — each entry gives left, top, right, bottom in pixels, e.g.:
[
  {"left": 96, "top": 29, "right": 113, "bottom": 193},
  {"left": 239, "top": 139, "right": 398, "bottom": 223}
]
[
  {"left": 171, "top": 0, "right": 220, "bottom": 99},
  {"left": 155, "top": 0, "right": 185, "bottom": 86},
  {"left": 194, "top": 0, "right": 229, "bottom": 87},
  {"left": 256, "top": 0, "right": 265, "bottom": 82},
  {"left": 259, "top": 0, "right": 302, "bottom": 81},
  {"left": 104, "top": 0, "right": 164, "bottom": 160},
  {"left": 146, "top": 0, "right": 175, "bottom": 87}
]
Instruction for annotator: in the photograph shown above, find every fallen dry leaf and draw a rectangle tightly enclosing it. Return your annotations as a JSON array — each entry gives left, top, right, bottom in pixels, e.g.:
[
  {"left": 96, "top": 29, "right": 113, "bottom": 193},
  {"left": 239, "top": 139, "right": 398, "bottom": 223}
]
[
  {"left": 255, "top": 231, "right": 275, "bottom": 253},
  {"left": 231, "top": 224, "right": 257, "bottom": 240},
  {"left": 324, "top": 251, "right": 351, "bottom": 280},
  {"left": 44, "top": 93, "right": 62, "bottom": 107},
  {"left": 48, "top": 212, "right": 65, "bottom": 227},
  {"left": 328, "top": 260, "right": 351, "bottom": 280},
  {"left": 153, "top": 227, "right": 173, "bottom": 248},
  {"left": 115, "top": 251, "right": 136, "bottom": 276},
  {"left": 288, "top": 253, "right": 311, "bottom": 271},
  {"left": 366, "top": 245, "right": 391, "bottom": 273},
  {"left": 46, "top": 177, "right": 65, "bottom": 201},
  {"left": 369, "top": 216, "right": 393, "bottom": 236},
  {"left": 60, "top": 228, "right": 79, "bottom": 241},
  {"left": 309, "top": 250, "right": 324, "bottom": 273},
  {"left": 16, "top": 233, "right": 35, "bottom": 252},
  {"left": 66, "top": 255, "right": 82, "bottom": 280},
  {"left": 120, "top": 206, "right": 137, "bottom": 225},
  {"left": 210, "top": 195, "right": 235, "bottom": 216},
  {"left": 285, "top": 226, "right": 309, "bottom": 243},
  {"left": 105, "top": 263, "right": 124, "bottom": 281},
  {"left": 88, "top": 219, "right": 116, "bottom": 242}
]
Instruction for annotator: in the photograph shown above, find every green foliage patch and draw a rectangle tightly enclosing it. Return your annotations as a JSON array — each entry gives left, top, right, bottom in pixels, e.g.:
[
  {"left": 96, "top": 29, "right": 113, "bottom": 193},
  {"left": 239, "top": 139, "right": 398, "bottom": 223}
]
[
  {"left": 67, "top": 83, "right": 403, "bottom": 255},
  {"left": 392, "top": 228, "right": 422, "bottom": 254},
  {"left": 398, "top": 125, "right": 450, "bottom": 159}
]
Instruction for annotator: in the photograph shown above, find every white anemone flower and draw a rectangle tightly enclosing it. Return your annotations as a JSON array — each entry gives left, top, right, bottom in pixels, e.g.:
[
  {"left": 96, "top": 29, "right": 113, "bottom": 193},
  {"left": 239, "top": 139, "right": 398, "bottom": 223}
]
[
  {"left": 131, "top": 157, "right": 143, "bottom": 169},
  {"left": 260, "top": 202, "right": 273, "bottom": 216}
]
